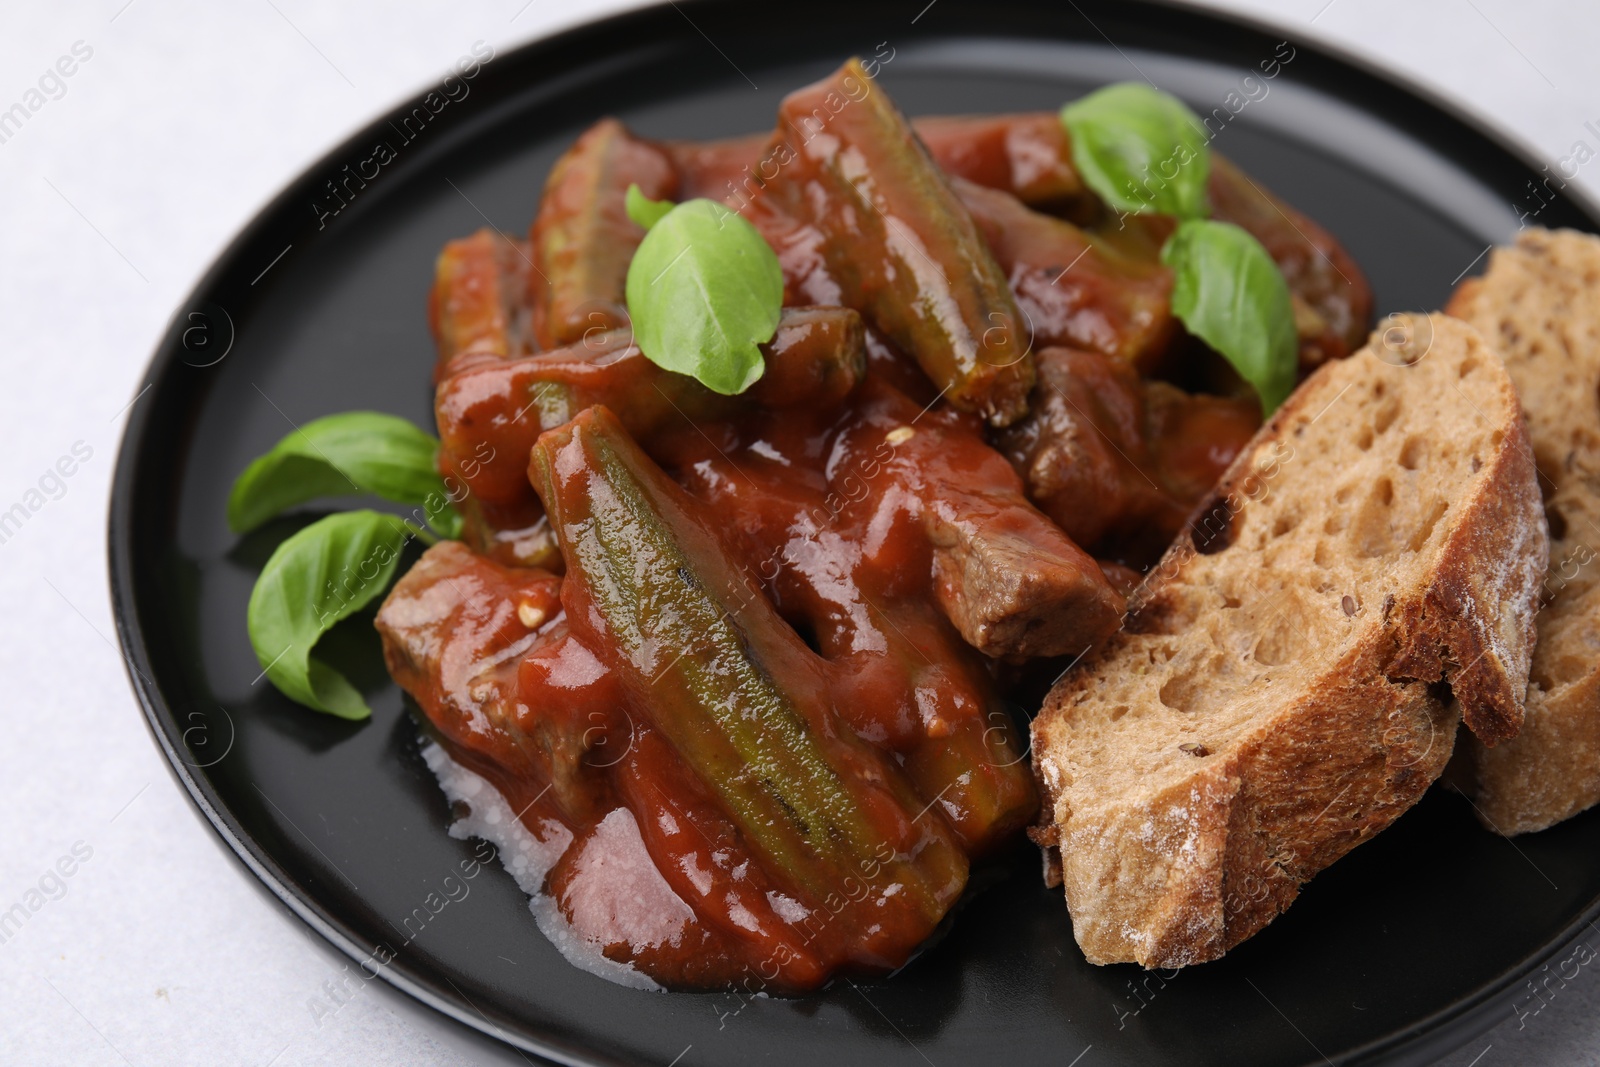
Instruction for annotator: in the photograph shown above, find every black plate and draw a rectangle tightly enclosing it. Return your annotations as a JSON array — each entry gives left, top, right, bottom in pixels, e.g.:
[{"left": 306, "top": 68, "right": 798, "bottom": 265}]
[{"left": 109, "top": 2, "right": 1600, "bottom": 1064}]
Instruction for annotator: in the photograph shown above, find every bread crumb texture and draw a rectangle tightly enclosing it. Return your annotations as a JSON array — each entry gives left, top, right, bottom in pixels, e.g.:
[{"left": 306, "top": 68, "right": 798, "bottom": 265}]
[
  {"left": 1451, "top": 228, "right": 1600, "bottom": 834},
  {"left": 1031, "top": 312, "right": 1546, "bottom": 967}
]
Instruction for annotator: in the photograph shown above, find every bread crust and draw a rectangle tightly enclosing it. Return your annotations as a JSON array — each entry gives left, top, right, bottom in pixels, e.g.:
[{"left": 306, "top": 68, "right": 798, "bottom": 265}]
[
  {"left": 1031, "top": 314, "right": 1546, "bottom": 967},
  {"left": 1448, "top": 228, "right": 1600, "bottom": 834},
  {"left": 1385, "top": 396, "right": 1542, "bottom": 746}
]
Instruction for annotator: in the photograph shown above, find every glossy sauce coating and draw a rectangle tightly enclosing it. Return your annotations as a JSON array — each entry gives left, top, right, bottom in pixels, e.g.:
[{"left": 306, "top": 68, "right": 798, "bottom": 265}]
[
  {"left": 913, "top": 113, "right": 1373, "bottom": 367},
  {"left": 915, "top": 112, "right": 1086, "bottom": 213},
  {"left": 386, "top": 345, "right": 1066, "bottom": 989}
]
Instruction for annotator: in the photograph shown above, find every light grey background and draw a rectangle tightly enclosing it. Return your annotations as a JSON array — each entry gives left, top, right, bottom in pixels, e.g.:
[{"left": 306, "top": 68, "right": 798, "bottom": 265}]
[{"left": 0, "top": 1, "right": 1595, "bottom": 1064}]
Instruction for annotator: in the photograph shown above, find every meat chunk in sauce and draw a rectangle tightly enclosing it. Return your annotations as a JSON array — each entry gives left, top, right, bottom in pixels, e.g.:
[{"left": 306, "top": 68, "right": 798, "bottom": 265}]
[
  {"left": 995, "top": 347, "right": 1259, "bottom": 567},
  {"left": 435, "top": 307, "right": 865, "bottom": 569},
  {"left": 834, "top": 377, "right": 1124, "bottom": 660},
  {"left": 376, "top": 541, "right": 610, "bottom": 825},
  {"left": 954, "top": 178, "right": 1177, "bottom": 372},
  {"left": 915, "top": 112, "right": 1086, "bottom": 213}
]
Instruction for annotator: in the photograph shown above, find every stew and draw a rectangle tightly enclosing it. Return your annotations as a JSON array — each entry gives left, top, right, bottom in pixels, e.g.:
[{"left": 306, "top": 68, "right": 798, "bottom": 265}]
[{"left": 373, "top": 58, "right": 1371, "bottom": 993}]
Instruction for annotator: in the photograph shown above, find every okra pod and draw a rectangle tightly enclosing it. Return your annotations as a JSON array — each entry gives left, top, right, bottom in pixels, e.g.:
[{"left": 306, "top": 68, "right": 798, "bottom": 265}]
[
  {"left": 893, "top": 666, "right": 1037, "bottom": 854},
  {"left": 767, "top": 59, "right": 1034, "bottom": 426},
  {"left": 609, "top": 726, "right": 832, "bottom": 990},
  {"left": 429, "top": 228, "right": 530, "bottom": 384},
  {"left": 530, "top": 406, "right": 968, "bottom": 963},
  {"left": 429, "top": 229, "right": 550, "bottom": 564},
  {"left": 529, "top": 118, "right": 678, "bottom": 350}
]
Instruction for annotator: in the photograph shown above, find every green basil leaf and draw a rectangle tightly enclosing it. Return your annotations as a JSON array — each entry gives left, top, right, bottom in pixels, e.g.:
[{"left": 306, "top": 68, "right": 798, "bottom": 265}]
[
  {"left": 1161, "top": 219, "right": 1297, "bottom": 415},
  {"left": 246, "top": 509, "right": 413, "bottom": 720},
  {"left": 625, "top": 183, "right": 674, "bottom": 230},
  {"left": 624, "top": 198, "right": 783, "bottom": 396},
  {"left": 228, "top": 411, "right": 461, "bottom": 539},
  {"left": 1060, "top": 83, "right": 1210, "bottom": 219}
]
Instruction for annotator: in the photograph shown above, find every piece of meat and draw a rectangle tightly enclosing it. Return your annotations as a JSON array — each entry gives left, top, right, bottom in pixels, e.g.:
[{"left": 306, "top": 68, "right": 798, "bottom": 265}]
[
  {"left": 994, "top": 347, "right": 1258, "bottom": 567},
  {"left": 834, "top": 377, "right": 1126, "bottom": 659},
  {"left": 914, "top": 112, "right": 1087, "bottom": 214},
  {"left": 374, "top": 540, "right": 620, "bottom": 825},
  {"left": 954, "top": 178, "right": 1178, "bottom": 372},
  {"left": 1206, "top": 153, "right": 1371, "bottom": 370},
  {"left": 665, "top": 132, "right": 772, "bottom": 202},
  {"left": 1144, "top": 379, "right": 1264, "bottom": 505},
  {"left": 434, "top": 308, "right": 866, "bottom": 529}
]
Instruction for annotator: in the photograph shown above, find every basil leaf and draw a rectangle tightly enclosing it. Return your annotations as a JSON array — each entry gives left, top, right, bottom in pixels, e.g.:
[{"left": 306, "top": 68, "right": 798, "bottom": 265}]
[
  {"left": 246, "top": 510, "right": 412, "bottom": 720},
  {"left": 228, "top": 411, "right": 461, "bottom": 539},
  {"left": 624, "top": 198, "right": 783, "bottom": 396},
  {"left": 1060, "top": 83, "right": 1210, "bottom": 219},
  {"left": 625, "top": 183, "right": 674, "bottom": 230},
  {"left": 1161, "top": 219, "right": 1297, "bottom": 415}
]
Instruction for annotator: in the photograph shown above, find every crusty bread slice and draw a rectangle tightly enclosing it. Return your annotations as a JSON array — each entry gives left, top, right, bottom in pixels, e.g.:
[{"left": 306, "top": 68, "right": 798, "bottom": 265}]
[
  {"left": 1448, "top": 228, "right": 1600, "bottom": 834},
  {"left": 1030, "top": 313, "right": 1546, "bottom": 967}
]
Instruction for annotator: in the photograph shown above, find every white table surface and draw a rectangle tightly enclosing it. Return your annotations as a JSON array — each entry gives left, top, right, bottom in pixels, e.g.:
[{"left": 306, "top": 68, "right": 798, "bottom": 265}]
[{"left": 2, "top": 1, "right": 1597, "bottom": 1064}]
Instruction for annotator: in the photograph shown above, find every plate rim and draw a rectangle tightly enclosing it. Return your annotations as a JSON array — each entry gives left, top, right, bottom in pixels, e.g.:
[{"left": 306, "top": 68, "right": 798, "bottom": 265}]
[{"left": 106, "top": 2, "right": 1600, "bottom": 1064}]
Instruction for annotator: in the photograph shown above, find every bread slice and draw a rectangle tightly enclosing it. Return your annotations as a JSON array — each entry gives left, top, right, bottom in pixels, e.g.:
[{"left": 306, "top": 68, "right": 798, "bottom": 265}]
[
  {"left": 1448, "top": 228, "right": 1600, "bottom": 834},
  {"left": 1029, "top": 313, "right": 1546, "bottom": 967}
]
